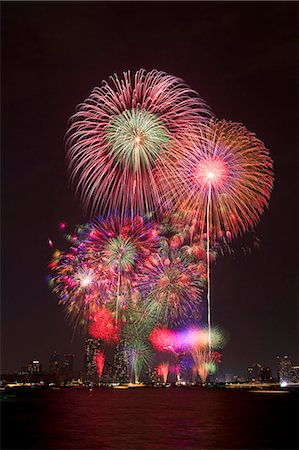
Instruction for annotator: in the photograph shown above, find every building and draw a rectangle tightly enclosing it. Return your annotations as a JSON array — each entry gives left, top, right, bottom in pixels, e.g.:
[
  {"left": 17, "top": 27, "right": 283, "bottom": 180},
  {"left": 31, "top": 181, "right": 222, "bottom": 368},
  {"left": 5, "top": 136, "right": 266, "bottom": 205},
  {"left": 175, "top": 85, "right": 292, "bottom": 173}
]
[
  {"left": 19, "top": 366, "right": 28, "bottom": 375},
  {"left": 101, "top": 361, "right": 113, "bottom": 384},
  {"left": 27, "top": 360, "right": 42, "bottom": 374},
  {"left": 49, "top": 351, "right": 60, "bottom": 374},
  {"left": 247, "top": 366, "right": 254, "bottom": 381},
  {"left": 63, "top": 354, "right": 74, "bottom": 373},
  {"left": 224, "top": 373, "right": 234, "bottom": 383},
  {"left": 277, "top": 355, "right": 293, "bottom": 383},
  {"left": 59, "top": 353, "right": 75, "bottom": 383},
  {"left": 177, "top": 354, "right": 194, "bottom": 384},
  {"left": 247, "top": 363, "right": 262, "bottom": 382},
  {"left": 291, "top": 365, "right": 299, "bottom": 382},
  {"left": 260, "top": 366, "right": 272, "bottom": 382},
  {"left": 149, "top": 367, "right": 161, "bottom": 385},
  {"left": 84, "top": 338, "right": 101, "bottom": 383},
  {"left": 113, "top": 340, "right": 129, "bottom": 383}
]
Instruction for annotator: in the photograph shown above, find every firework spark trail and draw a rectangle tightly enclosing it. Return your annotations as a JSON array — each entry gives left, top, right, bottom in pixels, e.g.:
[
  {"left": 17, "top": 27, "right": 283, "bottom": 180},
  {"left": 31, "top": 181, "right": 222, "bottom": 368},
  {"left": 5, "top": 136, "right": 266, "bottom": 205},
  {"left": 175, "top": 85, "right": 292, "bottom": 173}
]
[
  {"left": 157, "top": 363, "right": 169, "bottom": 384},
  {"left": 126, "top": 342, "right": 152, "bottom": 383},
  {"left": 166, "top": 119, "right": 274, "bottom": 239},
  {"left": 164, "top": 119, "right": 273, "bottom": 345},
  {"left": 207, "top": 181, "right": 212, "bottom": 355},
  {"left": 192, "top": 350, "right": 222, "bottom": 383},
  {"left": 125, "top": 302, "right": 155, "bottom": 383},
  {"left": 66, "top": 69, "right": 211, "bottom": 219},
  {"left": 151, "top": 326, "right": 225, "bottom": 382},
  {"left": 95, "top": 350, "right": 105, "bottom": 378},
  {"left": 187, "top": 327, "right": 224, "bottom": 382}
]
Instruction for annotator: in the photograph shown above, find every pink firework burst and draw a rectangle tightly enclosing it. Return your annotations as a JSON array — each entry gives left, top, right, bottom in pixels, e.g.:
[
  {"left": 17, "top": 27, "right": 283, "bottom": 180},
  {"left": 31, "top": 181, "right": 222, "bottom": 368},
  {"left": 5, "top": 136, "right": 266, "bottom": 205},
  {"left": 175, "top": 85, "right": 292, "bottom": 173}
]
[
  {"left": 167, "top": 118, "right": 274, "bottom": 238},
  {"left": 149, "top": 327, "right": 177, "bottom": 353},
  {"left": 157, "top": 363, "right": 169, "bottom": 384},
  {"left": 66, "top": 69, "right": 211, "bottom": 218}
]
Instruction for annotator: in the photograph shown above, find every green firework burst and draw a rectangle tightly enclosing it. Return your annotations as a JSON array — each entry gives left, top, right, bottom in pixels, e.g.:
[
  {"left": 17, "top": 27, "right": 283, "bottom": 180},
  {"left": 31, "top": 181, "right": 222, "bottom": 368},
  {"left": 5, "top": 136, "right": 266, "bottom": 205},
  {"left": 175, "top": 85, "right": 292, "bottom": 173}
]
[{"left": 106, "top": 109, "right": 170, "bottom": 172}]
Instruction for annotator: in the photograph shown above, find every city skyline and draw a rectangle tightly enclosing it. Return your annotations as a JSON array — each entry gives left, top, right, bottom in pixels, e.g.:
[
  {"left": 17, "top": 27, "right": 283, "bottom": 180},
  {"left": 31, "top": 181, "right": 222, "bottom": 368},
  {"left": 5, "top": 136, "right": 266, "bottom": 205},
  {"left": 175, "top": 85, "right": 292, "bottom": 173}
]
[
  {"left": 3, "top": 346, "right": 298, "bottom": 383},
  {"left": 2, "top": 2, "right": 297, "bottom": 376}
]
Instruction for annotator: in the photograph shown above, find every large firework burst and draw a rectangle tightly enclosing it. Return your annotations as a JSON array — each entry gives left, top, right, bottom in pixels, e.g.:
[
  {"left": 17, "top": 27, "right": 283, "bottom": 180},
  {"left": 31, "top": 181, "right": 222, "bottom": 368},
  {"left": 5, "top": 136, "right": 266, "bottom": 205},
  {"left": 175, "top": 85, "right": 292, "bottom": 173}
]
[
  {"left": 87, "top": 215, "right": 159, "bottom": 320},
  {"left": 144, "top": 256, "right": 203, "bottom": 324},
  {"left": 49, "top": 216, "right": 159, "bottom": 326},
  {"left": 89, "top": 307, "right": 120, "bottom": 344},
  {"left": 139, "top": 221, "right": 208, "bottom": 325},
  {"left": 48, "top": 244, "right": 110, "bottom": 325},
  {"left": 88, "top": 215, "right": 159, "bottom": 273},
  {"left": 167, "top": 118, "right": 274, "bottom": 238},
  {"left": 66, "top": 69, "right": 210, "bottom": 218}
]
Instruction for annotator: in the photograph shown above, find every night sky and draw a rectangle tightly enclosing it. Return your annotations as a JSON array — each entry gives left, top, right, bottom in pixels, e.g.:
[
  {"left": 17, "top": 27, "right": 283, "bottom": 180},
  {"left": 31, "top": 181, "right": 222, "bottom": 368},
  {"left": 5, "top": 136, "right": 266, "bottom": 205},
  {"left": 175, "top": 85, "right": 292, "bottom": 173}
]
[{"left": 2, "top": 1, "right": 298, "bottom": 376}]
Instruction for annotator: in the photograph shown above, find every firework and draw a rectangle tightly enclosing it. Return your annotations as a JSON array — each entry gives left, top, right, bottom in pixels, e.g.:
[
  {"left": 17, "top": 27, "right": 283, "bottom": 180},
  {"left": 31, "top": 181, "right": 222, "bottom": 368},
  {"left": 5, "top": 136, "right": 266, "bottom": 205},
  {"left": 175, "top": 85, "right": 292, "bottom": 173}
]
[
  {"left": 49, "top": 216, "right": 159, "bottom": 325},
  {"left": 166, "top": 119, "right": 273, "bottom": 351},
  {"left": 181, "top": 326, "right": 225, "bottom": 349},
  {"left": 49, "top": 245, "right": 106, "bottom": 325},
  {"left": 150, "top": 325, "right": 225, "bottom": 383},
  {"left": 124, "top": 302, "right": 156, "bottom": 343},
  {"left": 89, "top": 216, "right": 159, "bottom": 272},
  {"left": 66, "top": 69, "right": 210, "bottom": 218},
  {"left": 157, "top": 363, "right": 169, "bottom": 384},
  {"left": 126, "top": 341, "right": 152, "bottom": 384},
  {"left": 187, "top": 327, "right": 225, "bottom": 383},
  {"left": 122, "top": 302, "right": 154, "bottom": 383},
  {"left": 140, "top": 223, "right": 206, "bottom": 325},
  {"left": 89, "top": 307, "right": 120, "bottom": 344},
  {"left": 87, "top": 215, "right": 159, "bottom": 321},
  {"left": 169, "top": 119, "right": 273, "bottom": 239},
  {"left": 192, "top": 351, "right": 222, "bottom": 383},
  {"left": 149, "top": 327, "right": 178, "bottom": 353},
  {"left": 95, "top": 350, "right": 105, "bottom": 378},
  {"left": 143, "top": 255, "right": 204, "bottom": 325},
  {"left": 169, "top": 364, "right": 180, "bottom": 382}
]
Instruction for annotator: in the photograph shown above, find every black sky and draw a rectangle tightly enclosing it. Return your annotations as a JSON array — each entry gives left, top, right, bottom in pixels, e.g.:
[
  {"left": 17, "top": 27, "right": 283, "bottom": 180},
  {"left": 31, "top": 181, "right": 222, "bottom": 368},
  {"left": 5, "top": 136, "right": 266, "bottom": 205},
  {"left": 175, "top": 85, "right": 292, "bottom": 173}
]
[{"left": 1, "top": 1, "right": 298, "bottom": 376}]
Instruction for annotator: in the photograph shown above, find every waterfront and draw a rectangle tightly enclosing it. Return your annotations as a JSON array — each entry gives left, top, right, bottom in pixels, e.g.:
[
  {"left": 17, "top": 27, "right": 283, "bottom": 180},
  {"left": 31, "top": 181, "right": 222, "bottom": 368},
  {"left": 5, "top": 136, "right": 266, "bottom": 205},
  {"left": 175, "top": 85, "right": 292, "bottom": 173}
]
[{"left": 1, "top": 387, "right": 297, "bottom": 449}]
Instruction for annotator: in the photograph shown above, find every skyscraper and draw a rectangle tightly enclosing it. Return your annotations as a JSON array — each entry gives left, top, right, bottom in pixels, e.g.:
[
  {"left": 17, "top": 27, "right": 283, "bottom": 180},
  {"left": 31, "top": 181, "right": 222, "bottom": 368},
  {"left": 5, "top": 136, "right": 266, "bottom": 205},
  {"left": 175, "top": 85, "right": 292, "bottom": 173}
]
[
  {"left": 27, "top": 360, "right": 42, "bottom": 373},
  {"left": 260, "top": 366, "right": 272, "bottom": 382},
  {"left": 113, "top": 340, "right": 129, "bottom": 383},
  {"left": 277, "top": 355, "right": 292, "bottom": 383},
  {"left": 59, "top": 353, "right": 75, "bottom": 383},
  {"left": 63, "top": 353, "right": 75, "bottom": 375},
  {"left": 84, "top": 338, "right": 101, "bottom": 382},
  {"left": 247, "top": 363, "right": 262, "bottom": 382},
  {"left": 49, "top": 351, "right": 60, "bottom": 373}
]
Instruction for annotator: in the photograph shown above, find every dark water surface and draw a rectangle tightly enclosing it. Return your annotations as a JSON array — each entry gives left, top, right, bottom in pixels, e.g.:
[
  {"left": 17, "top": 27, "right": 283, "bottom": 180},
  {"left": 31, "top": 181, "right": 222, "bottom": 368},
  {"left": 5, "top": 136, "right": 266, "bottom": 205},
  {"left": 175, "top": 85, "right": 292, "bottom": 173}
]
[{"left": 1, "top": 387, "right": 298, "bottom": 449}]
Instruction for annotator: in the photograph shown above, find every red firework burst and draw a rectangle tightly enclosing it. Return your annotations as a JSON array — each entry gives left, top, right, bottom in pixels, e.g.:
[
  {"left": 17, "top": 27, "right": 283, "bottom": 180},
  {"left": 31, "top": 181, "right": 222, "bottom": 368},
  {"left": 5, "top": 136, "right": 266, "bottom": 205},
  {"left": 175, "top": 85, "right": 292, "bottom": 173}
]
[
  {"left": 89, "top": 307, "right": 120, "bottom": 344},
  {"left": 95, "top": 350, "right": 105, "bottom": 378}
]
